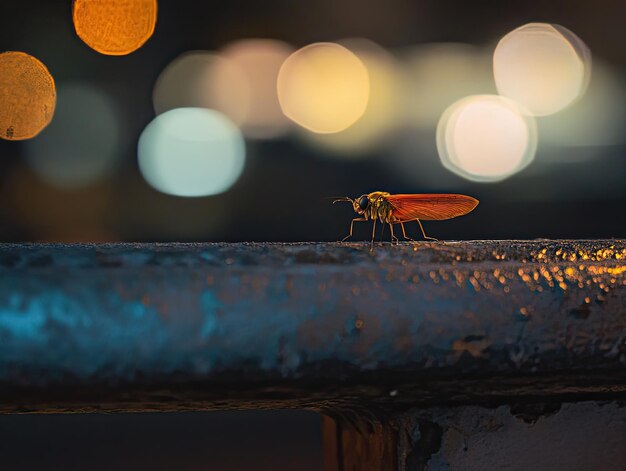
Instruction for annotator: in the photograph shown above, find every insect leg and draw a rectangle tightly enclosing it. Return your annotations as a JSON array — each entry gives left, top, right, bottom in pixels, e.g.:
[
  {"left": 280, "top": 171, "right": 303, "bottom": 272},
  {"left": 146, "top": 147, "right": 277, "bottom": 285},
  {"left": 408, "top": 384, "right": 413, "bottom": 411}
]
[
  {"left": 416, "top": 218, "right": 439, "bottom": 242},
  {"left": 400, "top": 222, "right": 416, "bottom": 242},
  {"left": 370, "top": 218, "right": 377, "bottom": 252},
  {"left": 389, "top": 223, "right": 399, "bottom": 244},
  {"left": 341, "top": 218, "right": 367, "bottom": 242}
]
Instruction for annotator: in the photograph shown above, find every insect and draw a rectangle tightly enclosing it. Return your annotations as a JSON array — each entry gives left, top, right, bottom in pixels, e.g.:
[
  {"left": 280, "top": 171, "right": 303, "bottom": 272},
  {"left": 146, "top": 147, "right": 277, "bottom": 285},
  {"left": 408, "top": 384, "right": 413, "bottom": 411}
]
[{"left": 333, "top": 191, "right": 479, "bottom": 250}]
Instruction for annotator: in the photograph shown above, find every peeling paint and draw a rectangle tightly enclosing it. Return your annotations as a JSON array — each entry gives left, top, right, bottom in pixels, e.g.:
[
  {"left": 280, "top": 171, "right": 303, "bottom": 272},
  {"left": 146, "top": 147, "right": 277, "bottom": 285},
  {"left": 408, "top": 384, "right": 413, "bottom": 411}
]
[{"left": 415, "top": 402, "right": 626, "bottom": 471}]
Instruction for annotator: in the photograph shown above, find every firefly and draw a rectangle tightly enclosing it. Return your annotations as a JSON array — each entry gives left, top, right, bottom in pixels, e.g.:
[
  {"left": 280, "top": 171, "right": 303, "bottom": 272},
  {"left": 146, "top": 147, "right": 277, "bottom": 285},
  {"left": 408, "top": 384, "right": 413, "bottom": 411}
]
[{"left": 334, "top": 191, "right": 479, "bottom": 250}]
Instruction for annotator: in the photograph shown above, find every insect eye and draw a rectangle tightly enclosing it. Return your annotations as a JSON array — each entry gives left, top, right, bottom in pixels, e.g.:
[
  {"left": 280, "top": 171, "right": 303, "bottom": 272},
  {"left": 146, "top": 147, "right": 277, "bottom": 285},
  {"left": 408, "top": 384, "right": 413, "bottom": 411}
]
[{"left": 358, "top": 196, "right": 369, "bottom": 210}]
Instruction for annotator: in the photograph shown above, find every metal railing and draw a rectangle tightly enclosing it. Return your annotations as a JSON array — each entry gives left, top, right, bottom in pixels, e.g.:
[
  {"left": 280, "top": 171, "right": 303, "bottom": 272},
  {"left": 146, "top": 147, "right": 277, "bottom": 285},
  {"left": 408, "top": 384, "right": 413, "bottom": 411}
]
[{"left": 1, "top": 241, "right": 625, "bottom": 469}]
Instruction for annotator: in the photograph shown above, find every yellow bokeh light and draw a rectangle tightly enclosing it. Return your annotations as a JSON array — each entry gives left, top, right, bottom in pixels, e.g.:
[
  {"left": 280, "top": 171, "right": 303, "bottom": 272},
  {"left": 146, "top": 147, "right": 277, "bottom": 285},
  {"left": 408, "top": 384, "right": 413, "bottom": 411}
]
[
  {"left": 437, "top": 95, "right": 537, "bottom": 182},
  {"left": 0, "top": 51, "right": 56, "bottom": 141},
  {"left": 277, "top": 42, "right": 370, "bottom": 134},
  {"left": 493, "top": 23, "right": 591, "bottom": 116},
  {"left": 153, "top": 51, "right": 251, "bottom": 126},
  {"left": 404, "top": 43, "right": 495, "bottom": 129},
  {"left": 73, "top": 0, "right": 157, "bottom": 56},
  {"left": 303, "top": 39, "right": 402, "bottom": 156},
  {"left": 219, "top": 39, "right": 294, "bottom": 139}
]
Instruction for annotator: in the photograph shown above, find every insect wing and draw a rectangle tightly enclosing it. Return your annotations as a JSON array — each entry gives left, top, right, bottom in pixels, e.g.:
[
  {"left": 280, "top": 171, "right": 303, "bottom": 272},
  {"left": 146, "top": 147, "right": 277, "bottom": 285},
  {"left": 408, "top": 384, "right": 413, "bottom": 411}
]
[{"left": 386, "top": 194, "right": 478, "bottom": 221}]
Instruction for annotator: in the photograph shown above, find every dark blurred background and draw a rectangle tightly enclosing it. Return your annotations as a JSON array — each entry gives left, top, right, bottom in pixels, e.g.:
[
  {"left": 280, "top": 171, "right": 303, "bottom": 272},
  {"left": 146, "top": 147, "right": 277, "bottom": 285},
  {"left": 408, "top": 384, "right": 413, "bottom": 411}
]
[
  {"left": 0, "top": 0, "right": 625, "bottom": 469},
  {"left": 0, "top": 410, "right": 322, "bottom": 470},
  {"left": 0, "top": 0, "right": 625, "bottom": 244}
]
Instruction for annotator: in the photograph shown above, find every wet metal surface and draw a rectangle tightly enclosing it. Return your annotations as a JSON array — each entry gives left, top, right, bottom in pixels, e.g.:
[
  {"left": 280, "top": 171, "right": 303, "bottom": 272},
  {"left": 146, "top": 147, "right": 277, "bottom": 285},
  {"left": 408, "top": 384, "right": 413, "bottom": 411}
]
[{"left": 0, "top": 241, "right": 625, "bottom": 412}]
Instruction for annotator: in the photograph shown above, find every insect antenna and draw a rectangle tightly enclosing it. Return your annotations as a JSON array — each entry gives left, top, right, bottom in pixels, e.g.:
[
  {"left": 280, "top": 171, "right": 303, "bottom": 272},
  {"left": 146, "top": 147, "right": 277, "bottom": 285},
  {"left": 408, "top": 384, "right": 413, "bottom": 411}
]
[{"left": 330, "top": 196, "right": 354, "bottom": 205}]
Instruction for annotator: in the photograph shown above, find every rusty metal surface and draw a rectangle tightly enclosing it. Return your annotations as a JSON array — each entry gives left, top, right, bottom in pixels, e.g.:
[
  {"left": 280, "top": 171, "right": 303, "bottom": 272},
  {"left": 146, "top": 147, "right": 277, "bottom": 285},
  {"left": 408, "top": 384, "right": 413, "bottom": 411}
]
[{"left": 0, "top": 241, "right": 625, "bottom": 413}]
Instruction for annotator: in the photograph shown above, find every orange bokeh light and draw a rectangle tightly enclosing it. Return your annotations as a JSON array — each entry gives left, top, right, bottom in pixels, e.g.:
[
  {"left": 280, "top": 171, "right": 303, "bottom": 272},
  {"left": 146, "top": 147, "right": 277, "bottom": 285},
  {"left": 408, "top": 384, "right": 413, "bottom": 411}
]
[
  {"left": 0, "top": 51, "right": 56, "bottom": 141},
  {"left": 73, "top": 0, "right": 157, "bottom": 56}
]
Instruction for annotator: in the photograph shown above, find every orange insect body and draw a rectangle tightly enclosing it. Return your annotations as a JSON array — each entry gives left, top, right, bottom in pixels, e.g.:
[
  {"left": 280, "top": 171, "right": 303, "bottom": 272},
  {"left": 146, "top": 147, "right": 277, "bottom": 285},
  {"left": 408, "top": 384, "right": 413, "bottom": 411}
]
[{"left": 334, "top": 191, "right": 479, "bottom": 248}]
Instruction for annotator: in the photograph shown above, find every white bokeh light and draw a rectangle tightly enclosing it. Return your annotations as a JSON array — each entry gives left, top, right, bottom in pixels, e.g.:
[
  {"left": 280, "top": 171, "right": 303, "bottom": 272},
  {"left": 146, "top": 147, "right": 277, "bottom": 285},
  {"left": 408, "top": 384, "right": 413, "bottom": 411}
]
[
  {"left": 24, "top": 83, "right": 121, "bottom": 188},
  {"left": 404, "top": 43, "right": 495, "bottom": 129},
  {"left": 153, "top": 51, "right": 251, "bottom": 125},
  {"left": 277, "top": 42, "right": 370, "bottom": 134},
  {"left": 138, "top": 108, "right": 245, "bottom": 197},
  {"left": 493, "top": 23, "right": 591, "bottom": 116},
  {"left": 219, "top": 39, "right": 294, "bottom": 139},
  {"left": 437, "top": 95, "right": 537, "bottom": 182},
  {"left": 385, "top": 43, "right": 495, "bottom": 186}
]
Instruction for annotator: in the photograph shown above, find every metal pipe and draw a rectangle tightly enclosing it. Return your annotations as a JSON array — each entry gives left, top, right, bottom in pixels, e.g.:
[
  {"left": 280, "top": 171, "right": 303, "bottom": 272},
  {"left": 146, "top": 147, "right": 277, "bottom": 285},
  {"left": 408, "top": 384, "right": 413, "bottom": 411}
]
[{"left": 0, "top": 241, "right": 625, "bottom": 413}]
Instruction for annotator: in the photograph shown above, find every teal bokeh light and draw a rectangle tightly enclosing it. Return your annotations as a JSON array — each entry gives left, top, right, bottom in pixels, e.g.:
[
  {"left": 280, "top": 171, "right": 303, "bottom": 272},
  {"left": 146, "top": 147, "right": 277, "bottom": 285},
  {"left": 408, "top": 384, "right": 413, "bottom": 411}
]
[
  {"left": 138, "top": 108, "right": 245, "bottom": 197},
  {"left": 24, "top": 83, "right": 121, "bottom": 188}
]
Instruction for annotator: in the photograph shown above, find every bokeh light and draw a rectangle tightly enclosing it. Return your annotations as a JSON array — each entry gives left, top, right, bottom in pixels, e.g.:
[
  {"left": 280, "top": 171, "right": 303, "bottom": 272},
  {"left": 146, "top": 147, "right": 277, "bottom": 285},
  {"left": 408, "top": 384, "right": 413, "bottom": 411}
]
[
  {"left": 138, "top": 108, "right": 245, "bottom": 197},
  {"left": 302, "top": 39, "right": 403, "bottom": 156},
  {"left": 72, "top": 0, "right": 157, "bottom": 55},
  {"left": 0, "top": 51, "right": 55, "bottom": 141},
  {"left": 386, "top": 44, "right": 495, "bottom": 186},
  {"left": 403, "top": 43, "right": 495, "bottom": 129},
  {"left": 24, "top": 83, "right": 121, "bottom": 188},
  {"left": 219, "top": 39, "right": 294, "bottom": 139},
  {"left": 493, "top": 23, "right": 591, "bottom": 116},
  {"left": 153, "top": 51, "right": 250, "bottom": 125},
  {"left": 277, "top": 42, "right": 370, "bottom": 134},
  {"left": 437, "top": 95, "right": 537, "bottom": 182},
  {"left": 539, "top": 61, "right": 626, "bottom": 149}
]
